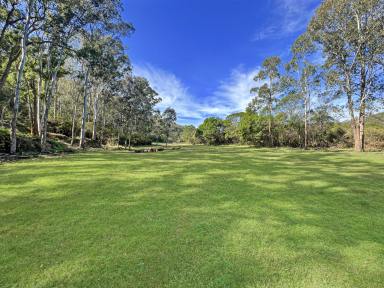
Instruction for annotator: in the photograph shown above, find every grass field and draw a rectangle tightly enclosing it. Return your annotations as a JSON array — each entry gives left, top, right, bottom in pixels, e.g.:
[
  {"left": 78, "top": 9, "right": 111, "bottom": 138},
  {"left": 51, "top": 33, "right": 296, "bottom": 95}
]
[{"left": 1, "top": 146, "right": 384, "bottom": 288}]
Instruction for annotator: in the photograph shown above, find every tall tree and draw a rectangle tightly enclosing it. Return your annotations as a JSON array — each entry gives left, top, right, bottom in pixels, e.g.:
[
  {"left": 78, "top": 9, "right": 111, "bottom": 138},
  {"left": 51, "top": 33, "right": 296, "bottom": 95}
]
[
  {"left": 286, "top": 33, "right": 319, "bottom": 149},
  {"left": 10, "top": 0, "right": 44, "bottom": 154},
  {"left": 250, "top": 56, "right": 281, "bottom": 146},
  {"left": 309, "top": 0, "right": 384, "bottom": 151},
  {"left": 118, "top": 76, "right": 160, "bottom": 149},
  {"left": 162, "top": 107, "right": 177, "bottom": 147}
]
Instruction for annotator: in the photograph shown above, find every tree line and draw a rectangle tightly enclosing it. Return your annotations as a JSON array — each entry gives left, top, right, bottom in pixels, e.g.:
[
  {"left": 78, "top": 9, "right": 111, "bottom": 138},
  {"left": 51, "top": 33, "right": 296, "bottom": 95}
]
[
  {"left": 0, "top": 0, "right": 177, "bottom": 154},
  {"left": 182, "top": 0, "right": 384, "bottom": 151}
]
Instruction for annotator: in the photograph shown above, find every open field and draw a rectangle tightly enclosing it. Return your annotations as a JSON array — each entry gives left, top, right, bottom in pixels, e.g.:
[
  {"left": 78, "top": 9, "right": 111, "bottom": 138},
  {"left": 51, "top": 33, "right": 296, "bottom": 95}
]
[{"left": 1, "top": 146, "right": 384, "bottom": 288}]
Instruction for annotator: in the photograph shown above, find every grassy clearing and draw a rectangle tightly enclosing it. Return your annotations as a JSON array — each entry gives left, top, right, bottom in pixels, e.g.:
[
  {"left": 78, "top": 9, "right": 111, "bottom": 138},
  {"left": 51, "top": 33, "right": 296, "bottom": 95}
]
[{"left": 1, "top": 146, "right": 384, "bottom": 287}]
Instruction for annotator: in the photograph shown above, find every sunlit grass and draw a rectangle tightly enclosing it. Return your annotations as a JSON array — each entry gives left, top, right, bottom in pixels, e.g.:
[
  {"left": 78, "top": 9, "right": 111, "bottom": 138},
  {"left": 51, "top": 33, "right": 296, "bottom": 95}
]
[{"left": 1, "top": 146, "right": 384, "bottom": 287}]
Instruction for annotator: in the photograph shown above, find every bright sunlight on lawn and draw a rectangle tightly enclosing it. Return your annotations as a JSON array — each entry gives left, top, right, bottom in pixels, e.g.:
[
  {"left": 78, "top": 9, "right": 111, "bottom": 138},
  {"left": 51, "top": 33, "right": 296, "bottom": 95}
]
[{"left": 1, "top": 146, "right": 384, "bottom": 287}]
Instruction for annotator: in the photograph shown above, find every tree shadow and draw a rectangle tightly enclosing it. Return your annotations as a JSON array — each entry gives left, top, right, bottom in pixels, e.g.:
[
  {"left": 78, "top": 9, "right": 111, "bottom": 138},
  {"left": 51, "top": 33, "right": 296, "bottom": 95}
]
[{"left": 1, "top": 146, "right": 384, "bottom": 287}]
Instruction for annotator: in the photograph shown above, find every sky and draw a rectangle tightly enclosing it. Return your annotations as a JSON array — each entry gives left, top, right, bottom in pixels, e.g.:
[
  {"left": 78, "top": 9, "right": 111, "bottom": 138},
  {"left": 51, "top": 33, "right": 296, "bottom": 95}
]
[{"left": 121, "top": 0, "right": 321, "bottom": 126}]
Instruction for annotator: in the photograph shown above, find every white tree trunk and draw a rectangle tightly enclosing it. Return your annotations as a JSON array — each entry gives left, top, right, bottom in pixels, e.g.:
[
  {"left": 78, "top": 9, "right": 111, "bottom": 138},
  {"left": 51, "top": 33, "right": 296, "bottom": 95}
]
[
  {"left": 92, "top": 92, "right": 99, "bottom": 141},
  {"left": 10, "top": 1, "right": 32, "bottom": 154},
  {"left": 79, "top": 68, "right": 90, "bottom": 149},
  {"left": 40, "top": 50, "right": 64, "bottom": 152},
  {"left": 71, "top": 102, "right": 78, "bottom": 146}
]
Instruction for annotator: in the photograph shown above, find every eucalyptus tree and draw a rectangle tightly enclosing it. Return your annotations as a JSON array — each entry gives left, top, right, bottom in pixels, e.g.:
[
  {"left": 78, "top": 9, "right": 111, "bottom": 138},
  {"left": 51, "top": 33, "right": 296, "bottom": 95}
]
[
  {"left": 309, "top": 0, "right": 384, "bottom": 151},
  {"left": 118, "top": 76, "right": 160, "bottom": 149},
  {"left": 76, "top": 0, "right": 134, "bottom": 148},
  {"left": 161, "top": 107, "right": 177, "bottom": 147},
  {"left": 38, "top": 0, "right": 81, "bottom": 150},
  {"left": 39, "top": 0, "right": 100, "bottom": 150},
  {"left": 89, "top": 37, "right": 129, "bottom": 141},
  {"left": 286, "top": 33, "right": 319, "bottom": 149},
  {"left": 10, "top": 0, "right": 45, "bottom": 154},
  {"left": 250, "top": 56, "right": 281, "bottom": 146}
]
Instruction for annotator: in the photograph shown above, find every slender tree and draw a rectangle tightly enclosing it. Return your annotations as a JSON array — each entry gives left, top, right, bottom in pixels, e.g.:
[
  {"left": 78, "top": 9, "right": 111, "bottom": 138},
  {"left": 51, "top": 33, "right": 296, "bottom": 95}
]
[
  {"left": 286, "top": 33, "right": 319, "bottom": 149},
  {"left": 251, "top": 56, "right": 281, "bottom": 146}
]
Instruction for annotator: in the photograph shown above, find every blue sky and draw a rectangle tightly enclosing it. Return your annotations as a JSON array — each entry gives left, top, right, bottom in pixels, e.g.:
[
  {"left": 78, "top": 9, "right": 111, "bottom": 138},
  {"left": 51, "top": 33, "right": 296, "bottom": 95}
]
[{"left": 121, "top": 0, "right": 321, "bottom": 126}]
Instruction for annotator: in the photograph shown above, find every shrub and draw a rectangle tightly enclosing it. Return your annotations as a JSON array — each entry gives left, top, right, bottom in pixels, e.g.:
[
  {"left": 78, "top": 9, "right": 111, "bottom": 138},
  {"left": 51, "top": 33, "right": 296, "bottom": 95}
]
[{"left": 0, "top": 128, "right": 69, "bottom": 154}]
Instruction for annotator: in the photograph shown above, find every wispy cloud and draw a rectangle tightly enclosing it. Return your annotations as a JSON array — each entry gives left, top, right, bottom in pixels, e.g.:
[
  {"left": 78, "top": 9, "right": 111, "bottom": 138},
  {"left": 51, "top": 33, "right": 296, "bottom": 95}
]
[
  {"left": 207, "top": 67, "right": 262, "bottom": 115},
  {"left": 252, "top": 0, "right": 318, "bottom": 41},
  {"left": 133, "top": 63, "right": 202, "bottom": 120},
  {"left": 133, "top": 64, "right": 262, "bottom": 125}
]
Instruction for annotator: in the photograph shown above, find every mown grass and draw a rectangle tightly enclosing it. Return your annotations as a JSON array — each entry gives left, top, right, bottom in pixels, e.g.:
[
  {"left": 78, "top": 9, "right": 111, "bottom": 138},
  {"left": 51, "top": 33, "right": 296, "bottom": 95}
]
[{"left": 1, "top": 146, "right": 384, "bottom": 288}]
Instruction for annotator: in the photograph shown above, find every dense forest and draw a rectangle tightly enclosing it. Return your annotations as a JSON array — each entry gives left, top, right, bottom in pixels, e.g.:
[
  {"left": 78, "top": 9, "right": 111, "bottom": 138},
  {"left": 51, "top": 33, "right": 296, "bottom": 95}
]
[
  {"left": 0, "top": 0, "right": 177, "bottom": 155},
  {"left": 182, "top": 0, "right": 384, "bottom": 151},
  {"left": 0, "top": 0, "right": 383, "bottom": 154}
]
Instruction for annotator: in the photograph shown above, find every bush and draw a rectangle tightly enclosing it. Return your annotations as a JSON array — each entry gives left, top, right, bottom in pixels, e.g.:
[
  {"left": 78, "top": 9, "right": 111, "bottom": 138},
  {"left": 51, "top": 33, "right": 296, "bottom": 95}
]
[
  {"left": 118, "top": 134, "right": 153, "bottom": 147},
  {"left": 327, "top": 126, "right": 347, "bottom": 145},
  {"left": 0, "top": 128, "right": 10, "bottom": 152},
  {"left": 198, "top": 117, "right": 226, "bottom": 145},
  {"left": 48, "top": 120, "right": 74, "bottom": 137},
  {"left": 0, "top": 128, "right": 69, "bottom": 154},
  {"left": 366, "top": 126, "right": 384, "bottom": 150},
  {"left": 0, "top": 128, "right": 41, "bottom": 153}
]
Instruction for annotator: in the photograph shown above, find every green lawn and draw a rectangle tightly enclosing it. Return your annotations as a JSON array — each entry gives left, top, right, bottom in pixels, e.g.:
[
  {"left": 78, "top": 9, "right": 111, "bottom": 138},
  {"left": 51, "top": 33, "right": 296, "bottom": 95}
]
[{"left": 1, "top": 146, "right": 384, "bottom": 288}]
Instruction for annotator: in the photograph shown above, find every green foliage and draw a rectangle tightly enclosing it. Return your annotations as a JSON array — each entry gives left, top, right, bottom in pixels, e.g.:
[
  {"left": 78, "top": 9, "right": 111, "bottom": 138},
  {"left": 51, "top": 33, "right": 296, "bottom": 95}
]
[
  {"left": 181, "top": 125, "right": 197, "bottom": 144},
  {"left": 198, "top": 117, "right": 225, "bottom": 145},
  {"left": 238, "top": 112, "right": 267, "bottom": 146},
  {"left": 0, "top": 128, "right": 67, "bottom": 154}
]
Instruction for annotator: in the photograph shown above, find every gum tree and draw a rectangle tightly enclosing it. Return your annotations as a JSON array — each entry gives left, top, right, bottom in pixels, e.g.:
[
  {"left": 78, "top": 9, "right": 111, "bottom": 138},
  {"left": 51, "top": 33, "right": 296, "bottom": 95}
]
[
  {"left": 251, "top": 56, "right": 281, "bottom": 146},
  {"left": 309, "top": 0, "right": 384, "bottom": 151}
]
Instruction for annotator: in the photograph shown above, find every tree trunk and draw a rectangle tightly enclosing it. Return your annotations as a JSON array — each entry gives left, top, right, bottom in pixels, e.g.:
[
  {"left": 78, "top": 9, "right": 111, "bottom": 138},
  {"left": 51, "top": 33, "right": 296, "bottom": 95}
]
[
  {"left": 358, "top": 66, "right": 367, "bottom": 152},
  {"left": 40, "top": 47, "right": 52, "bottom": 150},
  {"left": 79, "top": 68, "right": 90, "bottom": 149},
  {"left": 32, "top": 87, "right": 40, "bottom": 136},
  {"left": 41, "top": 50, "right": 64, "bottom": 152},
  {"left": 304, "top": 101, "right": 308, "bottom": 149},
  {"left": 0, "top": 46, "right": 20, "bottom": 91},
  {"left": 0, "top": 106, "right": 6, "bottom": 126},
  {"left": 268, "top": 88, "right": 273, "bottom": 147},
  {"left": 359, "top": 111, "right": 365, "bottom": 152},
  {"left": 354, "top": 126, "right": 361, "bottom": 152},
  {"left": 268, "top": 106, "right": 273, "bottom": 147},
  {"left": 92, "top": 93, "right": 99, "bottom": 141},
  {"left": 36, "top": 45, "right": 44, "bottom": 137},
  {"left": 10, "top": 2, "right": 31, "bottom": 154},
  {"left": 344, "top": 72, "right": 362, "bottom": 152},
  {"left": 53, "top": 92, "right": 57, "bottom": 120},
  {"left": 26, "top": 89, "right": 33, "bottom": 135},
  {"left": 101, "top": 101, "right": 106, "bottom": 143},
  {"left": 70, "top": 102, "right": 78, "bottom": 146}
]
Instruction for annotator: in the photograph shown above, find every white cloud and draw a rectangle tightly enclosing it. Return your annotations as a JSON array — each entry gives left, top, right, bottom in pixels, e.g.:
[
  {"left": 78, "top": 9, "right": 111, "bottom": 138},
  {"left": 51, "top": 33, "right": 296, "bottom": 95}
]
[
  {"left": 208, "top": 67, "right": 262, "bottom": 115},
  {"left": 133, "top": 64, "right": 203, "bottom": 121},
  {"left": 252, "top": 0, "right": 319, "bottom": 41},
  {"left": 133, "top": 63, "right": 262, "bottom": 125}
]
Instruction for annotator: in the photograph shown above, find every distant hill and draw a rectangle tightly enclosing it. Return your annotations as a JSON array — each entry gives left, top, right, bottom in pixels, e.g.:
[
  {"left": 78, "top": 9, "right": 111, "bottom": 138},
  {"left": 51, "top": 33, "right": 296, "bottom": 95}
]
[{"left": 367, "top": 112, "right": 384, "bottom": 127}]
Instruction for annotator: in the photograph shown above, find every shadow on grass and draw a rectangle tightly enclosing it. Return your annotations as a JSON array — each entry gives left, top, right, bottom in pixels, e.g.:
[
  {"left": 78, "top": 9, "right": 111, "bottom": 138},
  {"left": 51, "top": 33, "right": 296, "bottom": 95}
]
[{"left": 1, "top": 146, "right": 384, "bottom": 287}]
